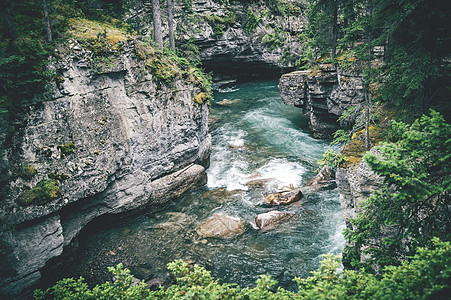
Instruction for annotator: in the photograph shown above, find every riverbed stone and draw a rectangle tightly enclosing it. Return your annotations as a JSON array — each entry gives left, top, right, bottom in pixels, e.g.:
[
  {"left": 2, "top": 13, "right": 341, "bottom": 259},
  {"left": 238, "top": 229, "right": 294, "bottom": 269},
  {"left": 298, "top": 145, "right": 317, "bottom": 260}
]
[
  {"left": 255, "top": 211, "right": 295, "bottom": 231},
  {"left": 303, "top": 166, "right": 336, "bottom": 192},
  {"left": 195, "top": 214, "right": 245, "bottom": 239},
  {"left": 263, "top": 189, "right": 303, "bottom": 206},
  {"left": 217, "top": 99, "right": 241, "bottom": 105}
]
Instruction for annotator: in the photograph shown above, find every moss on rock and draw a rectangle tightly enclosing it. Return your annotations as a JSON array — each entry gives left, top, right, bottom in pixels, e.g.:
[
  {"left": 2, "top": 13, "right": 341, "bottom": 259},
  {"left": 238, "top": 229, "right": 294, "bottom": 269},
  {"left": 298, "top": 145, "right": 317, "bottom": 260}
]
[
  {"left": 340, "top": 126, "right": 383, "bottom": 167},
  {"left": 57, "top": 143, "right": 75, "bottom": 156},
  {"left": 17, "top": 179, "right": 61, "bottom": 206},
  {"left": 17, "top": 163, "right": 37, "bottom": 179}
]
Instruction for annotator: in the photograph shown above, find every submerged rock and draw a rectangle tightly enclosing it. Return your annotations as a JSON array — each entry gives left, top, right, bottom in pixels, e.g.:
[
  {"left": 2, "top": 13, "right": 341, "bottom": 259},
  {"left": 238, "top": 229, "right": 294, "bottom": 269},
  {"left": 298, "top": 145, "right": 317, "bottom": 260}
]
[
  {"left": 195, "top": 214, "right": 245, "bottom": 239},
  {"left": 255, "top": 211, "right": 295, "bottom": 231},
  {"left": 263, "top": 189, "right": 303, "bottom": 206},
  {"left": 303, "top": 166, "right": 336, "bottom": 192},
  {"left": 245, "top": 178, "right": 276, "bottom": 189},
  {"left": 217, "top": 98, "right": 241, "bottom": 106},
  {"left": 201, "top": 188, "right": 245, "bottom": 200}
]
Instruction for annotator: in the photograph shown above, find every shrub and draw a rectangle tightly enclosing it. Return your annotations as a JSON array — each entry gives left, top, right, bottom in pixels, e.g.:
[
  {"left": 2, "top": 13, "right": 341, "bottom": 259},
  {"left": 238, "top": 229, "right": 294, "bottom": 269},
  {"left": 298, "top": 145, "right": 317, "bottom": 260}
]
[{"left": 34, "top": 239, "right": 450, "bottom": 299}]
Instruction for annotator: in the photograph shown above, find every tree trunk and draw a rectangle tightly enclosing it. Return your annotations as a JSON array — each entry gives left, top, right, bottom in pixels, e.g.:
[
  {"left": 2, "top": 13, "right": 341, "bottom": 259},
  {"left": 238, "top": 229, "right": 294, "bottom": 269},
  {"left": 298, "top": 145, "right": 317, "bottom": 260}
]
[
  {"left": 167, "top": 0, "right": 175, "bottom": 50},
  {"left": 152, "top": 0, "right": 163, "bottom": 50},
  {"left": 331, "top": 0, "right": 338, "bottom": 57},
  {"left": 364, "top": 0, "right": 373, "bottom": 151},
  {"left": 42, "top": 0, "right": 52, "bottom": 42}
]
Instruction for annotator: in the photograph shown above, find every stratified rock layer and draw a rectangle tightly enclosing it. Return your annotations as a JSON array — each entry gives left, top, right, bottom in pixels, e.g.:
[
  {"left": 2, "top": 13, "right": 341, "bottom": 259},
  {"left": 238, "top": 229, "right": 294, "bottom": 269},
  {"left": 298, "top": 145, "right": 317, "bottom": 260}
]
[
  {"left": 0, "top": 41, "right": 211, "bottom": 296},
  {"left": 131, "top": 0, "right": 308, "bottom": 78},
  {"left": 278, "top": 65, "right": 365, "bottom": 138}
]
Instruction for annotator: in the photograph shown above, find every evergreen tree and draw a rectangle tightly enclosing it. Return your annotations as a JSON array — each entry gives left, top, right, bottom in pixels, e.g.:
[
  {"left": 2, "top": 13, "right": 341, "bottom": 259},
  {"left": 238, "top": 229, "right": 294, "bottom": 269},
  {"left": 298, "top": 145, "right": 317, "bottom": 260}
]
[{"left": 345, "top": 110, "right": 451, "bottom": 269}]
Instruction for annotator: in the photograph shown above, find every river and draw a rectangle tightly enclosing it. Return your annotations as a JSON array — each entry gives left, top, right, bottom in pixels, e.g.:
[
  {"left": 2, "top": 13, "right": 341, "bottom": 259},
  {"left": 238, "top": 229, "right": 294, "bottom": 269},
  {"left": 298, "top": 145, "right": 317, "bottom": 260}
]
[{"left": 43, "top": 80, "right": 345, "bottom": 291}]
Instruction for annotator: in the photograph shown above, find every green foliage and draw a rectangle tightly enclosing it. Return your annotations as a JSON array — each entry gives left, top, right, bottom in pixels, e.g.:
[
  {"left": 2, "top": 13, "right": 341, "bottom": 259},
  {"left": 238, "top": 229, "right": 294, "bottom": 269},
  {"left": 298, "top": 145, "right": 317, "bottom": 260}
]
[
  {"left": 204, "top": 12, "right": 237, "bottom": 37},
  {"left": 318, "top": 149, "right": 347, "bottom": 168},
  {"left": 345, "top": 110, "right": 451, "bottom": 269},
  {"left": 306, "top": 0, "right": 449, "bottom": 115},
  {"left": 17, "top": 179, "right": 61, "bottom": 206},
  {"left": 245, "top": 7, "right": 268, "bottom": 34},
  {"left": 262, "top": 27, "right": 286, "bottom": 51},
  {"left": 331, "top": 129, "right": 350, "bottom": 146},
  {"left": 48, "top": 172, "right": 69, "bottom": 182},
  {"left": 35, "top": 239, "right": 450, "bottom": 299},
  {"left": 57, "top": 143, "right": 75, "bottom": 157},
  {"left": 34, "top": 263, "right": 150, "bottom": 299}
]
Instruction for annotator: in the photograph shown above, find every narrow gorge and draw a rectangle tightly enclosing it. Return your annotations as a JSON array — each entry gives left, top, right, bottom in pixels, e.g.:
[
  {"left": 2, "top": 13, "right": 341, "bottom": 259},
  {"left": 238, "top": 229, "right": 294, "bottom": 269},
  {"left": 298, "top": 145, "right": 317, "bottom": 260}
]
[{"left": 1, "top": 0, "right": 449, "bottom": 298}]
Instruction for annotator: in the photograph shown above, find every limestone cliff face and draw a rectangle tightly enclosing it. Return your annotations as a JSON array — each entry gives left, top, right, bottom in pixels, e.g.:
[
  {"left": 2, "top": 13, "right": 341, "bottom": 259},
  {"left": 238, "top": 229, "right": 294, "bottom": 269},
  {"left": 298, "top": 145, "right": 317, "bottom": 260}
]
[
  {"left": 131, "top": 0, "right": 308, "bottom": 78},
  {"left": 0, "top": 41, "right": 211, "bottom": 295},
  {"left": 335, "top": 149, "right": 383, "bottom": 231},
  {"left": 278, "top": 65, "right": 365, "bottom": 138}
]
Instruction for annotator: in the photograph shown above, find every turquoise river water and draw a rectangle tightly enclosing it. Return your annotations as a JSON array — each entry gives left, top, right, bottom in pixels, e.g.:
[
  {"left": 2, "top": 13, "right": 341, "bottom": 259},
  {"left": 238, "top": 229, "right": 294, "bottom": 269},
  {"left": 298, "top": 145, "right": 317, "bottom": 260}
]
[{"left": 47, "top": 80, "right": 345, "bottom": 291}]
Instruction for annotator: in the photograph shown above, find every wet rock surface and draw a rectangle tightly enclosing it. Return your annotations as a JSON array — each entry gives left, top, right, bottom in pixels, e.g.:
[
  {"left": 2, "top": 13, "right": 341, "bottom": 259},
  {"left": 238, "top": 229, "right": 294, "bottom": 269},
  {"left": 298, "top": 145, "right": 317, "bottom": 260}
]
[
  {"left": 196, "top": 214, "right": 246, "bottom": 239},
  {"left": 303, "top": 166, "right": 336, "bottom": 192},
  {"left": 263, "top": 189, "right": 303, "bottom": 206},
  {"left": 255, "top": 211, "right": 295, "bottom": 231}
]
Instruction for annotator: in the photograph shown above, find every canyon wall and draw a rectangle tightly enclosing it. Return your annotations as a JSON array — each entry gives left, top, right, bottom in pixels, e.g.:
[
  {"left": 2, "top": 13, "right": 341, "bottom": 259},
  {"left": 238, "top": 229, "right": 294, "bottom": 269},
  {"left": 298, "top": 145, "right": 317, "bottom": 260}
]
[
  {"left": 278, "top": 64, "right": 365, "bottom": 139},
  {"left": 0, "top": 40, "right": 211, "bottom": 296},
  {"left": 131, "top": 0, "right": 308, "bottom": 78}
]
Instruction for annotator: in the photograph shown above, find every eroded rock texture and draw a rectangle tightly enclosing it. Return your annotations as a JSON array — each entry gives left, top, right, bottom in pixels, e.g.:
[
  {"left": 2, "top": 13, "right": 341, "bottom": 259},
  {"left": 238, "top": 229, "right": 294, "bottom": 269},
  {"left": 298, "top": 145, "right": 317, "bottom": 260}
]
[
  {"left": 278, "top": 65, "right": 365, "bottom": 138},
  {"left": 0, "top": 41, "right": 210, "bottom": 296},
  {"left": 131, "top": 0, "right": 308, "bottom": 78}
]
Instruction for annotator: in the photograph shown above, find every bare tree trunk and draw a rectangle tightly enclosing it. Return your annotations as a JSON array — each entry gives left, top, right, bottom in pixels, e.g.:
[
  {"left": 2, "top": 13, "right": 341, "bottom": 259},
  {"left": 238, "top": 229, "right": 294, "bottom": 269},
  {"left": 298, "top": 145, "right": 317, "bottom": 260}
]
[
  {"left": 152, "top": 0, "right": 163, "bottom": 50},
  {"left": 364, "top": 0, "right": 373, "bottom": 151},
  {"left": 42, "top": 0, "right": 52, "bottom": 42},
  {"left": 167, "top": 0, "right": 175, "bottom": 50},
  {"left": 331, "top": 0, "right": 338, "bottom": 57}
]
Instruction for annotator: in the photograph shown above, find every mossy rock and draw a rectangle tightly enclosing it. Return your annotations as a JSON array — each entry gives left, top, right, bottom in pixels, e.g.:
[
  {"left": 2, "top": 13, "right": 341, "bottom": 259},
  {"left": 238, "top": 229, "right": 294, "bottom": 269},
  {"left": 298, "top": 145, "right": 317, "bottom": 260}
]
[
  {"left": 17, "top": 179, "right": 61, "bottom": 206},
  {"left": 48, "top": 172, "right": 69, "bottom": 182},
  {"left": 193, "top": 92, "right": 209, "bottom": 105},
  {"left": 17, "top": 163, "right": 37, "bottom": 179},
  {"left": 340, "top": 126, "right": 383, "bottom": 167},
  {"left": 58, "top": 143, "right": 75, "bottom": 156}
]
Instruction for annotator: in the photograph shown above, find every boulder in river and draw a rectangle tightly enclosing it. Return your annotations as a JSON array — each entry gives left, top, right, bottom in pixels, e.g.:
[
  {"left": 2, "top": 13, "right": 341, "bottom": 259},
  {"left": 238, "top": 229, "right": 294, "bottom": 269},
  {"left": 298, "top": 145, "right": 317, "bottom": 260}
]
[
  {"left": 255, "top": 211, "right": 295, "bottom": 231},
  {"left": 195, "top": 214, "right": 245, "bottom": 239},
  {"left": 217, "top": 98, "right": 241, "bottom": 105},
  {"left": 263, "top": 189, "right": 303, "bottom": 206},
  {"left": 302, "top": 166, "right": 336, "bottom": 192}
]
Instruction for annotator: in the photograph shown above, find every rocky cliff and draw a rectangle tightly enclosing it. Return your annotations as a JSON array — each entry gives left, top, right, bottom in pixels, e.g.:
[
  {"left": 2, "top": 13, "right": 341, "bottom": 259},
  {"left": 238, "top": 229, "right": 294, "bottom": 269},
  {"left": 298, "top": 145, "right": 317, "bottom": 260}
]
[
  {"left": 278, "top": 65, "right": 365, "bottom": 138},
  {"left": 130, "top": 0, "right": 308, "bottom": 79},
  {"left": 335, "top": 149, "right": 383, "bottom": 233},
  {"left": 0, "top": 39, "right": 211, "bottom": 296}
]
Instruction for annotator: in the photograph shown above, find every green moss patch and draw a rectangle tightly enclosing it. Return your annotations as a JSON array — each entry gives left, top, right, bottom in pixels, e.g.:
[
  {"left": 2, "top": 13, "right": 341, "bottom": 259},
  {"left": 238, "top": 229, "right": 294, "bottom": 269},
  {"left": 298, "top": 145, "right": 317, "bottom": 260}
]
[
  {"left": 17, "top": 163, "right": 37, "bottom": 179},
  {"left": 193, "top": 92, "right": 209, "bottom": 105},
  {"left": 57, "top": 143, "right": 75, "bottom": 157},
  {"left": 67, "top": 18, "right": 129, "bottom": 53},
  {"left": 340, "top": 126, "right": 383, "bottom": 167},
  {"left": 17, "top": 179, "right": 61, "bottom": 206},
  {"left": 48, "top": 173, "right": 69, "bottom": 182}
]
